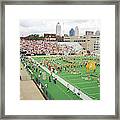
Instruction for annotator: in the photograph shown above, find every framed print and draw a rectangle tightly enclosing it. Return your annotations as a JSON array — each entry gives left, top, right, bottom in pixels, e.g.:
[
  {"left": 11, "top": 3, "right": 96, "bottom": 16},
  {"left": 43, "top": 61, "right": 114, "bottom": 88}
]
[{"left": 0, "top": 0, "right": 119, "bottom": 119}]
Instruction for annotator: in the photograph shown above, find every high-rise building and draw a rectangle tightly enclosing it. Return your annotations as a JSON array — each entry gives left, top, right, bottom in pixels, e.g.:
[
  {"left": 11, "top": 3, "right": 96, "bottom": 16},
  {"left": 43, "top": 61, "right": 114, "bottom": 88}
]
[
  {"left": 95, "top": 30, "right": 100, "bottom": 36},
  {"left": 69, "top": 28, "right": 75, "bottom": 36},
  {"left": 75, "top": 26, "right": 79, "bottom": 36},
  {"left": 56, "top": 22, "right": 61, "bottom": 36}
]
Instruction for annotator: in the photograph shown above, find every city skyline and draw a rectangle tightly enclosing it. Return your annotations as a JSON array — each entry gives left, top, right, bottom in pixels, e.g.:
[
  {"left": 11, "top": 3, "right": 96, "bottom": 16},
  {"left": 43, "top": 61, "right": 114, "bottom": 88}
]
[{"left": 20, "top": 19, "right": 100, "bottom": 37}]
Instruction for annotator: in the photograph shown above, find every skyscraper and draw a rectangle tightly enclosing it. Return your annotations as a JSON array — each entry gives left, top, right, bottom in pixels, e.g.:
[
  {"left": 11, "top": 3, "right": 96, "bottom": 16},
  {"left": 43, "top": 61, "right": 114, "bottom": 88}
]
[
  {"left": 75, "top": 26, "right": 79, "bottom": 36},
  {"left": 56, "top": 22, "right": 61, "bottom": 36},
  {"left": 69, "top": 28, "right": 75, "bottom": 36},
  {"left": 95, "top": 30, "right": 100, "bottom": 36}
]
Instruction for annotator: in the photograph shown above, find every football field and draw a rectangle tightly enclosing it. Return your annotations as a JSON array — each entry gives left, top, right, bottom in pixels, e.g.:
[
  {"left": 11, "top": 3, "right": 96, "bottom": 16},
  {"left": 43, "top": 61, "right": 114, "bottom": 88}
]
[{"left": 29, "top": 55, "right": 100, "bottom": 100}]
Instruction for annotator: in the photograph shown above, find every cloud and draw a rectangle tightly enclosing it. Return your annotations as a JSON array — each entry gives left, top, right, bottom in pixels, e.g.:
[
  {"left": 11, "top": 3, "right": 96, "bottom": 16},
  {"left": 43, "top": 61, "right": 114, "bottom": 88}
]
[
  {"left": 20, "top": 19, "right": 46, "bottom": 27},
  {"left": 20, "top": 19, "right": 100, "bottom": 36}
]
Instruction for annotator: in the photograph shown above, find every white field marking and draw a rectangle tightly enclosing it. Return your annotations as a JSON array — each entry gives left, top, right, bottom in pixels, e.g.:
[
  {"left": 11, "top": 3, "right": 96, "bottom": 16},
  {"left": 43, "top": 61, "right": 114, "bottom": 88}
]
[
  {"left": 30, "top": 57, "right": 93, "bottom": 100},
  {"left": 85, "top": 92, "right": 100, "bottom": 99},
  {"left": 61, "top": 76, "right": 98, "bottom": 81},
  {"left": 74, "top": 81, "right": 97, "bottom": 85},
  {"left": 66, "top": 82, "right": 97, "bottom": 87},
  {"left": 88, "top": 93, "right": 100, "bottom": 95},
  {"left": 81, "top": 86, "right": 99, "bottom": 90}
]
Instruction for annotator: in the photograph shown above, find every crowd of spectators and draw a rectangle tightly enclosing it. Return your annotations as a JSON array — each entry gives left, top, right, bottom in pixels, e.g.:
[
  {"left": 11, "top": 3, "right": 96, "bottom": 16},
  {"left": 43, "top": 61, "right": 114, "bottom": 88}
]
[{"left": 20, "top": 39, "right": 78, "bottom": 56}]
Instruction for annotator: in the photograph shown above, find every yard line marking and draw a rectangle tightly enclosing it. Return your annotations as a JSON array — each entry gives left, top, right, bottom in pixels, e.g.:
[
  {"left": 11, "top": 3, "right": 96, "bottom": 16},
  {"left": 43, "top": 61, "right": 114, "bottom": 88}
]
[
  {"left": 74, "top": 81, "right": 97, "bottom": 85},
  {"left": 89, "top": 93, "right": 100, "bottom": 95},
  {"left": 81, "top": 86, "right": 99, "bottom": 90},
  {"left": 61, "top": 76, "right": 97, "bottom": 84},
  {"left": 85, "top": 92, "right": 100, "bottom": 99}
]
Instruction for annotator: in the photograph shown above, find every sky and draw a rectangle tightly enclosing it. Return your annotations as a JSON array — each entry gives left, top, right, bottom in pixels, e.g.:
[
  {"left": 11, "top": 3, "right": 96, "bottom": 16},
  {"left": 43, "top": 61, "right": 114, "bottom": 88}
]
[{"left": 20, "top": 19, "right": 100, "bottom": 37}]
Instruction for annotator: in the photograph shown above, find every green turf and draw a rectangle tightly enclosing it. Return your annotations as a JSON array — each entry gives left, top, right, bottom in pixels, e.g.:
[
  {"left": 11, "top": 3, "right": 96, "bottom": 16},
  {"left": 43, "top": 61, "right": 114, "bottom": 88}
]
[
  {"left": 25, "top": 62, "right": 81, "bottom": 100},
  {"left": 32, "top": 55, "right": 100, "bottom": 100},
  {"left": 23, "top": 55, "right": 100, "bottom": 100}
]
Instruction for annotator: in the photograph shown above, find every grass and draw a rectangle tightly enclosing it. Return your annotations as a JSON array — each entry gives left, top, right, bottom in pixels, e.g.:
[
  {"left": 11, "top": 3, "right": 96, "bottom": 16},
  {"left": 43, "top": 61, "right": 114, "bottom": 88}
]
[
  {"left": 33, "top": 69, "right": 81, "bottom": 100},
  {"left": 31, "top": 55, "right": 100, "bottom": 100}
]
